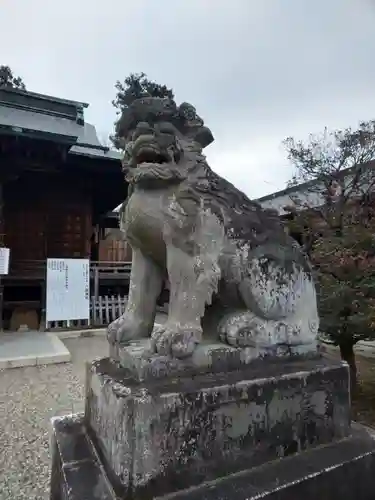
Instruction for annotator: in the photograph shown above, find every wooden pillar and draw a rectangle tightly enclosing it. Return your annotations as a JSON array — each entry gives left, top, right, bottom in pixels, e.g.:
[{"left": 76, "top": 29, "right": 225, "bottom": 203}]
[
  {"left": 40, "top": 279, "right": 46, "bottom": 331},
  {"left": 94, "top": 266, "right": 99, "bottom": 301},
  {"left": 90, "top": 224, "right": 100, "bottom": 261},
  {"left": 0, "top": 182, "right": 4, "bottom": 331}
]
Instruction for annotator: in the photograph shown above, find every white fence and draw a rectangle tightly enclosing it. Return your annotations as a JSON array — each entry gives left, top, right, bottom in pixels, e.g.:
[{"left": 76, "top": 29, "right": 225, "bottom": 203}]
[
  {"left": 46, "top": 295, "right": 168, "bottom": 330},
  {"left": 46, "top": 295, "right": 127, "bottom": 330},
  {"left": 91, "top": 294, "right": 127, "bottom": 326}
]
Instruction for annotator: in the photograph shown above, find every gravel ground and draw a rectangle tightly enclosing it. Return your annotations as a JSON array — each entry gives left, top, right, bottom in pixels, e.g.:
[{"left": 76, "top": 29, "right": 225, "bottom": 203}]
[{"left": 0, "top": 336, "right": 109, "bottom": 500}]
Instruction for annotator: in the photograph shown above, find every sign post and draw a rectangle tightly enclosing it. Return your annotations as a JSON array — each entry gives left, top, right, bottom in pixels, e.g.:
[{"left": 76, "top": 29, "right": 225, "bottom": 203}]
[
  {"left": 0, "top": 247, "right": 10, "bottom": 276},
  {"left": 0, "top": 247, "right": 10, "bottom": 331},
  {"left": 46, "top": 258, "right": 90, "bottom": 326}
]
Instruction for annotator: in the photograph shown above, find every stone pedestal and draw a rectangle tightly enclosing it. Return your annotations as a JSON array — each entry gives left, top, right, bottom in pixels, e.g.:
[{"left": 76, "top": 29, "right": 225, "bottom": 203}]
[{"left": 50, "top": 346, "right": 375, "bottom": 499}]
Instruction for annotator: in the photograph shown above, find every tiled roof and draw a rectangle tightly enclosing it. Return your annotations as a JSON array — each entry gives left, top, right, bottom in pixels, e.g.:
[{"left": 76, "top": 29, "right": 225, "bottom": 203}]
[
  {"left": 70, "top": 123, "right": 122, "bottom": 161},
  {"left": 0, "top": 103, "right": 82, "bottom": 141},
  {"left": 0, "top": 86, "right": 122, "bottom": 162}
]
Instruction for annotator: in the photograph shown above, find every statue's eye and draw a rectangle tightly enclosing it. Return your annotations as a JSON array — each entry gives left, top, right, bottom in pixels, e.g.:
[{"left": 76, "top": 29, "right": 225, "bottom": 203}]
[
  {"left": 133, "top": 122, "right": 154, "bottom": 140},
  {"left": 156, "top": 122, "right": 175, "bottom": 135},
  {"left": 160, "top": 126, "right": 172, "bottom": 133}
]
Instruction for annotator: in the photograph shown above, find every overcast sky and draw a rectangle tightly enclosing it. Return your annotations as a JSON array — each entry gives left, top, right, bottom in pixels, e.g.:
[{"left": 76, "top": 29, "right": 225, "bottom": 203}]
[{"left": 2, "top": 0, "right": 375, "bottom": 199}]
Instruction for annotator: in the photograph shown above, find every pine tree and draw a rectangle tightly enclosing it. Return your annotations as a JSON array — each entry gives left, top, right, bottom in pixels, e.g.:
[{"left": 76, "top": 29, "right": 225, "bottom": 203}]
[
  {"left": 111, "top": 72, "right": 174, "bottom": 149},
  {"left": 0, "top": 65, "right": 26, "bottom": 90}
]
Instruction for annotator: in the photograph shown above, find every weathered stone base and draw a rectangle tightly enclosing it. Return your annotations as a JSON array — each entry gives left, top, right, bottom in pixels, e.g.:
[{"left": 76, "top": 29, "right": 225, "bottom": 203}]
[
  {"left": 50, "top": 414, "right": 375, "bottom": 500},
  {"left": 49, "top": 357, "right": 353, "bottom": 497},
  {"left": 85, "top": 357, "right": 350, "bottom": 496}
]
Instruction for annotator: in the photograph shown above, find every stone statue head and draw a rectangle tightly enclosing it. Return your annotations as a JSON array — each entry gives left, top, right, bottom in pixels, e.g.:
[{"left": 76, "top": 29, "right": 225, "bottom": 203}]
[{"left": 116, "top": 97, "right": 214, "bottom": 187}]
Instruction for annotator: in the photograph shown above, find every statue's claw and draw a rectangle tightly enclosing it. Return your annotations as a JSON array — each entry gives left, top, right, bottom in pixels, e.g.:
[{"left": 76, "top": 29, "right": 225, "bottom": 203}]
[
  {"left": 107, "top": 314, "right": 152, "bottom": 345},
  {"left": 107, "top": 317, "right": 123, "bottom": 345},
  {"left": 151, "top": 322, "right": 202, "bottom": 359}
]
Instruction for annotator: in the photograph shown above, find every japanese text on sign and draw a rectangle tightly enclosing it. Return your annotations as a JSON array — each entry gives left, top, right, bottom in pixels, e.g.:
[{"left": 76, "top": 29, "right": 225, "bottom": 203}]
[{"left": 46, "top": 258, "right": 90, "bottom": 323}]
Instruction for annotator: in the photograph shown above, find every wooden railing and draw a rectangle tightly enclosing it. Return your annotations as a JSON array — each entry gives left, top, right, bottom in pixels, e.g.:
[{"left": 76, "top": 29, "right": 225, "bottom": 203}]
[
  {"left": 8, "top": 259, "right": 46, "bottom": 278},
  {"left": 91, "top": 261, "right": 132, "bottom": 298},
  {"left": 6, "top": 259, "right": 132, "bottom": 280},
  {"left": 90, "top": 260, "right": 132, "bottom": 277}
]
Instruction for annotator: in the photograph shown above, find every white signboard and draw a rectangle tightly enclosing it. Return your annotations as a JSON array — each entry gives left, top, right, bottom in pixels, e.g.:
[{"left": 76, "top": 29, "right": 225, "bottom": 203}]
[
  {"left": 0, "top": 247, "right": 10, "bottom": 275},
  {"left": 46, "top": 258, "right": 90, "bottom": 323}
]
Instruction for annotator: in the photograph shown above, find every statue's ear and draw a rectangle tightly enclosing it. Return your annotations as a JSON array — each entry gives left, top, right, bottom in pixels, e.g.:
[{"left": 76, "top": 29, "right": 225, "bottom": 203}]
[{"left": 122, "top": 141, "right": 135, "bottom": 171}]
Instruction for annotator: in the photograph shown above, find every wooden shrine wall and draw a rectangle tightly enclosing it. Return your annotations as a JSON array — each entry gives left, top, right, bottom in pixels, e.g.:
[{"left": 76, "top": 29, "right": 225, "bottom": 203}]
[
  {"left": 4, "top": 173, "right": 92, "bottom": 267},
  {"left": 98, "top": 229, "right": 132, "bottom": 262}
]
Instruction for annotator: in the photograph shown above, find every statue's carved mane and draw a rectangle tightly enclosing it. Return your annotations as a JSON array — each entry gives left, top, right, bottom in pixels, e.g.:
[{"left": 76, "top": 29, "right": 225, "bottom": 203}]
[
  {"left": 173, "top": 154, "right": 308, "bottom": 270},
  {"left": 117, "top": 97, "right": 214, "bottom": 150},
  {"left": 179, "top": 156, "right": 285, "bottom": 239}
]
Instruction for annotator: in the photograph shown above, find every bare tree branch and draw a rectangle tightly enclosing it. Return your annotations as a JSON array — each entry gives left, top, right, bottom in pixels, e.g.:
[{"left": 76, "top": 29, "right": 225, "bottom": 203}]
[{"left": 283, "top": 120, "right": 375, "bottom": 360}]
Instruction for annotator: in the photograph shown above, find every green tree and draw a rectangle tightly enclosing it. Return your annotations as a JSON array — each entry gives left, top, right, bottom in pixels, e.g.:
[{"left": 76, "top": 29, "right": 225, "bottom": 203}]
[
  {"left": 0, "top": 65, "right": 26, "bottom": 90},
  {"left": 283, "top": 121, "right": 375, "bottom": 389},
  {"left": 111, "top": 72, "right": 174, "bottom": 149}
]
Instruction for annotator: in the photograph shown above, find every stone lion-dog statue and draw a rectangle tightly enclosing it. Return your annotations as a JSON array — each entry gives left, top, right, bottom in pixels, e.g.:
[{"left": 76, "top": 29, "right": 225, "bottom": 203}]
[{"left": 107, "top": 97, "right": 319, "bottom": 359}]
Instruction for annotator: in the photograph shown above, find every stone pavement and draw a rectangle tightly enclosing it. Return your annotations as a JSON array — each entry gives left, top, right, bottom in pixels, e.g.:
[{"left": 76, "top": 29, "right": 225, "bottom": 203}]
[
  {"left": 0, "top": 313, "right": 168, "bottom": 370},
  {"left": 355, "top": 341, "right": 375, "bottom": 358},
  {"left": 0, "top": 331, "right": 71, "bottom": 369},
  {"left": 55, "top": 312, "right": 168, "bottom": 339},
  {"left": 322, "top": 340, "right": 375, "bottom": 359}
]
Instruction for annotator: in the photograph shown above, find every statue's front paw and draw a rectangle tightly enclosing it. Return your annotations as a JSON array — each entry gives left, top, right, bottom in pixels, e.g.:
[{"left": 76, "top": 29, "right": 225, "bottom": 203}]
[
  {"left": 218, "top": 311, "right": 266, "bottom": 347},
  {"left": 107, "top": 316, "right": 122, "bottom": 344},
  {"left": 107, "top": 315, "right": 152, "bottom": 345},
  {"left": 218, "top": 311, "right": 288, "bottom": 347},
  {"left": 151, "top": 322, "right": 202, "bottom": 359}
]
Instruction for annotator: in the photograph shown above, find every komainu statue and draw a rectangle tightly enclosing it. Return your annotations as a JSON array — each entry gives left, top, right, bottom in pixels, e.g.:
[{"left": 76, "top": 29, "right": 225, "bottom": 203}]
[{"left": 107, "top": 97, "right": 319, "bottom": 359}]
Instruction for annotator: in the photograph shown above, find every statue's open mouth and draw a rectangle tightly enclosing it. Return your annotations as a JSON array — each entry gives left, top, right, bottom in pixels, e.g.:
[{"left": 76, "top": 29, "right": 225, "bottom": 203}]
[{"left": 134, "top": 145, "right": 169, "bottom": 166}]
